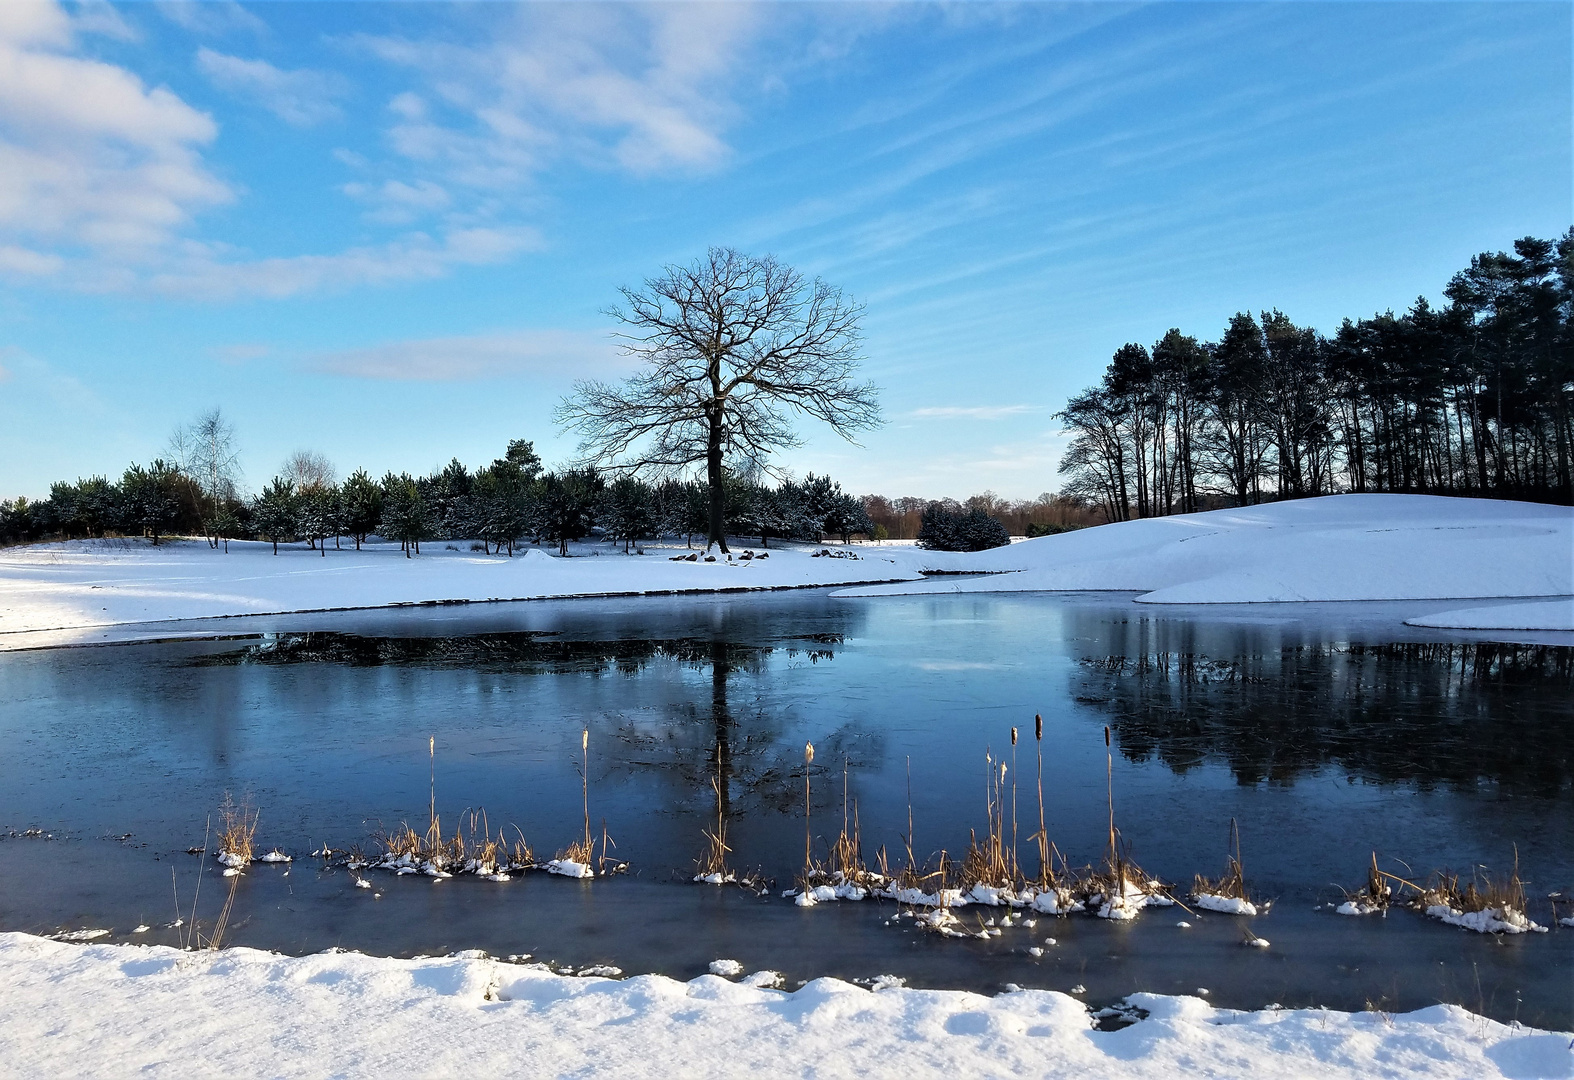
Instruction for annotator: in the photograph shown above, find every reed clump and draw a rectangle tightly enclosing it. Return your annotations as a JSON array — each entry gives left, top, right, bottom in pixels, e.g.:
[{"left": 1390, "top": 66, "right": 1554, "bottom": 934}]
[
  {"left": 958, "top": 751, "right": 1017, "bottom": 896},
  {"left": 1335, "top": 851, "right": 1397, "bottom": 915},
  {"left": 1192, "top": 819, "right": 1257, "bottom": 914},
  {"left": 1077, "top": 726, "right": 1171, "bottom": 919},
  {"left": 215, "top": 793, "right": 258, "bottom": 869},
  {"left": 1410, "top": 850, "right": 1541, "bottom": 933}
]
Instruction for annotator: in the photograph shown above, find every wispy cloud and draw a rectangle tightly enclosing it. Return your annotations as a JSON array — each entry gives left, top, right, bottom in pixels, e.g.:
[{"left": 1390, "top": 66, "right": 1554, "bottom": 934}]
[
  {"left": 155, "top": 1, "right": 267, "bottom": 39},
  {"left": 143, "top": 226, "right": 540, "bottom": 300},
  {"left": 196, "top": 48, "right": 347, "bottom": 127},
  {"left": 209, "top": 343, "right": 270, "bottom": 364},
  {"left": 72, "top": 1, "right": 139, "bottom": 42},
  {"left": 352, "top": 2, "right": 763, "bottom": 190},
  {"left": 308, "top": 329, "right": 630, "bottom": 382},
  {"left": 911, "top": 405, "right": 1043, "bottom": 420}
]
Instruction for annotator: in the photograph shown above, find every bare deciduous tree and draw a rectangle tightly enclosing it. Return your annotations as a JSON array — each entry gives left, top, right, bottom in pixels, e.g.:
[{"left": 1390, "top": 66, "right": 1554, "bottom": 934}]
[
  {"left": 169, "top": 408, "right": 241, "bottom": 549},
  {"left": 555, "top": 247, "right": 881, "bottom": 551},
  {"left": 282, "top": 450, "right": 336, "bottom": 493}
]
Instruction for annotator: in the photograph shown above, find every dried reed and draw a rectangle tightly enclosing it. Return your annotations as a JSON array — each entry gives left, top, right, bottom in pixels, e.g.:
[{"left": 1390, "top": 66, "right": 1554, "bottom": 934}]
[
  {"left": 695, "top": 774, "right": 732, "bottom": 880},
  {"left": 1413, "top": 848, "right": 1529, "bottom": 920},
  {"left": 1194, "top": 819, "right": 1249, "bottom": 901},
  {"left": 216, "top": 793, "right": 258, "bottom": 868}
]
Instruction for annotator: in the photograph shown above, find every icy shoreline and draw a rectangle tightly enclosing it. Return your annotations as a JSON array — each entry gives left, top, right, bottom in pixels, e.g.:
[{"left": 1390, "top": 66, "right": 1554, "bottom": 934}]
[
  {"left": 3, "top": 495, "right": 1570, "bottom": 650},
  {"left": 0, "top": 539, "right": 930, "bottom": 648},
  {"left": 0, "top": 932, "right": 1566, "bottom": 1079}
]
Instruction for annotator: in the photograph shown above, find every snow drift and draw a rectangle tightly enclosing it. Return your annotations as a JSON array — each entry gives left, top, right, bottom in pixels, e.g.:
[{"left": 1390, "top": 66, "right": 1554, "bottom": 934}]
[
  {"left": 1405, "top": 598, "right": 1574, "bottom": 633},
  {"left": 838, "top": 494, "right": 1574, "bottom": 606},
  {"left": 0, "top": 932, "right": 1566, "bottom": 1079}
]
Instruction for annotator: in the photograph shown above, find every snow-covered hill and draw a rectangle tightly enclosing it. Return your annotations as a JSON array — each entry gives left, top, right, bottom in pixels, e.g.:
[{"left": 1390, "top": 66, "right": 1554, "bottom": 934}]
[{"left": 839, "top": 495, "right": 1573, "bottom": 618}]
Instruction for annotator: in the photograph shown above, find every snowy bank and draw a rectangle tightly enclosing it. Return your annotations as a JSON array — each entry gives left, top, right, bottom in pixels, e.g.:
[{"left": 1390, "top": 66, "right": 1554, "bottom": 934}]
[
  {"left": 0, "top": 933, "right": 1566, "bottom": 1079},
  {"left": 837, "top": 494, "right": 1574, "bottom": 606},
  {"left": 1405, "top": 598, "right": 1574, "bottom": 633},
  {"left": 0, "top": 539, "right": 927, "bottom": 647}
]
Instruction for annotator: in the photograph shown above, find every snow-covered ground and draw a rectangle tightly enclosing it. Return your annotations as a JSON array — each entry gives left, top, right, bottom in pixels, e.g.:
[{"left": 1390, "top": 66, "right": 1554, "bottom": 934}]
[
  {"left": 2, "top": 495, "right": 1569, "bottom": 649},
  {"left": 1404, "top": 598, "right": 1574, "bottom": 633},
  {"left": 0, "top": 537, "right": 928, "bottom": 648},
  {"left": 0, "top": 932, "right": 1566, "bottom": 1080},
  {"left": 838, "top": 494, "right": 1573, "bottom": 606}
]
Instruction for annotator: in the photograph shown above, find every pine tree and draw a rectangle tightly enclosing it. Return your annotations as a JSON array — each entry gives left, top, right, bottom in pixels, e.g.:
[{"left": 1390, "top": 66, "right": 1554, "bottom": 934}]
[
  {"left": 340, "top": 469, "right": 383, "bottom": 550},
  {"left": 600, "top": 477, "right": 655, "bottom": 553},
  {"left": 536, "top": 469, "right": 603, "bottom": 556},
  {"left": 379, "top": 473, "right": 430, "bottom": 557},
  {"left": 252, "top": 478, "right": 298, "bottom": 555}
]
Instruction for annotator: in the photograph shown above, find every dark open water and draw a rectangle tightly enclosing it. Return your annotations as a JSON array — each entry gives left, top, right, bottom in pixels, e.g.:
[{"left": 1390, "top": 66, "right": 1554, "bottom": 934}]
[{"left": 1, "top": 592, "right": 1570, "bottom": 1027}]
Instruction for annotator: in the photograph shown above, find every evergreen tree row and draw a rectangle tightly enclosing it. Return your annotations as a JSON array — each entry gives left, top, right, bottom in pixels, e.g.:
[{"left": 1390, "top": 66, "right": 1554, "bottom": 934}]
[
  {"left": 1058, "top": 231, "right": 1574, "bottom": 520},
  {"left": 0, "top": 437, "right": 876, "bottom": 555}
]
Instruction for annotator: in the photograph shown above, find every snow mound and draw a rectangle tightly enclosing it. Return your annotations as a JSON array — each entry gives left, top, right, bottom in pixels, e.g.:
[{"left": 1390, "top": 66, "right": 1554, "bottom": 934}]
[
  {"left": 1405, "top": 598, "right": 1574, "bottom": 632},
  {"left": 836, "top": 495, "right": 1573, "bottom": 606},
  {"left": 708, "top": 959, "right": 744, "bottom": 977},
  {"left": 1193, "top": 893, "right": 1258, "bottom": 916},
  {"left": 544, "top": 859, "right": 593, "bottom": 879},
  {"left": 1424, "top": 905, "right": 1546, "bottom": 935},
  {"left": 2, "top": 932, "right": 1565, "bottom": 1079}
]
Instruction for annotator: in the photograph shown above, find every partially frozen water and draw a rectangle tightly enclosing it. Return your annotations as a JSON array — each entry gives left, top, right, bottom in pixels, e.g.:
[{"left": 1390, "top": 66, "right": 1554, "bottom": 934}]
[{"left": 1, "top": 592, "right": 1569, "bottom": 1027}]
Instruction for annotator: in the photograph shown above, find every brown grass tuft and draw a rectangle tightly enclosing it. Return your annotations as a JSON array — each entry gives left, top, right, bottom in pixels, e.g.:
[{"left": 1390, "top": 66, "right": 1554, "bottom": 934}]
[
  {"left": 216, "top": 793, "right": 258, "bottom": 867},
  {"left": 1194, "top": 819, "right": 1248, "bottom": 901}
]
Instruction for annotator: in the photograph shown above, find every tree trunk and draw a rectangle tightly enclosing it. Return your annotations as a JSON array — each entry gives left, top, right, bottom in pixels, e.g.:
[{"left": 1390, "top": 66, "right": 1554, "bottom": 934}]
[{"left": 706, "top": 413, "right": 730, "bottom": 553}]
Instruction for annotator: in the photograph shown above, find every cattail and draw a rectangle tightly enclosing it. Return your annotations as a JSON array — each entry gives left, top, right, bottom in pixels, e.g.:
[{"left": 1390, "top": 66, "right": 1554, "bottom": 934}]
[
  {"left": 581, "top": 728, "right": 591, "bottom": 854},
  {"left": 1009, "top": 728, "right": 1018, "bottom": 881},
  {"left": 1034, "top": 712, "right": 1048, "bottom": 885},
  {"left": 803, "top": 741, "right": 814, "bottom": 880}
]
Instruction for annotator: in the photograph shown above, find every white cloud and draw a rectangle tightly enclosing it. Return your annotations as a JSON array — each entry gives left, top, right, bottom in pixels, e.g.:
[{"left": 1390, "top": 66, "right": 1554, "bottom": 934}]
[
  {"left": 309, "top": 329, "right": 630, "bottom": 382},
  {"left": 196, "top": 48, "right": 347, "bottom": 127},
  {"left": 71, "top": 1, "right": 139, "bottom": 42},
  {"left": 0, "top": 243, "right": 63, "bottom": 276},
  {"left": 0, "top": 3, "right": 540, "bottom": 300},
  {"left": 354, "top": 3, "right": 763, "bottom": 190},
  {"left": 155, "top": 1, "right": 266, "bottom": 38},
  {"left": 209, "top": 343, "right": 270, "bottom": 364},
  {"left": 341, "top": 178, "right": 451, "bottom": 224},
  {"left": 0, "top": 3, "right": 229, "bottom": 259},
  {"left": 144, "top": 225, "right": 540, "bottom": 300},
  {"left": 910, "top": 405, "right": 1043, "bottom": 420}
]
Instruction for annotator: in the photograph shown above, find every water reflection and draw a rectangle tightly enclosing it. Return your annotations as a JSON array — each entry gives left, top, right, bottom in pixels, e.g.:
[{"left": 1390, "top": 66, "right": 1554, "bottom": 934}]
[
  {"left": 194, "top": 627, "right": 856, "bottom": 823},
  {"left": 1076, "top": 642, "right": 1574, "bottom": 795},
  {"left": 192, "top": 630, "right": 835, "bottom": 674}
]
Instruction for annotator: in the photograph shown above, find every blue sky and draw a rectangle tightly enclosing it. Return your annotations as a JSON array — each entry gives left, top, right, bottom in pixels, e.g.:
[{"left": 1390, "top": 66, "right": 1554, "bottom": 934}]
[{"left": 0, "top": 1, "right": 1567, "bottom": 501}]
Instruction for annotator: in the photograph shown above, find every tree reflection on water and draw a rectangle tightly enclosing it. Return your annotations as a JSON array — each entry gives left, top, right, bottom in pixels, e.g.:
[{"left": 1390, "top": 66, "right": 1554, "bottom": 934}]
[{"left": 1076, "top": 641, "right": 1574, "bottom": 795}]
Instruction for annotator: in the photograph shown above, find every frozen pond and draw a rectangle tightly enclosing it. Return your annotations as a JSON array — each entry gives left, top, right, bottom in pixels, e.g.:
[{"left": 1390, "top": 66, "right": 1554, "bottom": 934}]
[{"left": 1, "top": 592, "right": 1569, "bottom": 1027}]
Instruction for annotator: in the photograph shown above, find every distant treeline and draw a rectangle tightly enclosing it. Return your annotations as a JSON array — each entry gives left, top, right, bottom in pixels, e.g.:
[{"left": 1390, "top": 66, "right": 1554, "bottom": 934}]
[
  {"left": 862, "top": 492, "right": 1099, "bottom": 541},
  {"left": 1058, "top": 231, "right": 1574, "bottom": 521},
  {"left": 0, "top": 440, "right": 886, "bottom": 555}
]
